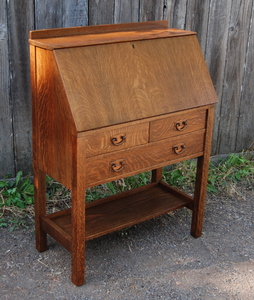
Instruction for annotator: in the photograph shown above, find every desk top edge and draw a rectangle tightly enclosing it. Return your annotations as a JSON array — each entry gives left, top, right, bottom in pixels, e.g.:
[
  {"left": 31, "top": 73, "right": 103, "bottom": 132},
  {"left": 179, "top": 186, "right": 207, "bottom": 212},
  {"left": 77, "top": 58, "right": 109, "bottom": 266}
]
[{"left": 29, "top": 21, "right": 196, "bottom": 50}]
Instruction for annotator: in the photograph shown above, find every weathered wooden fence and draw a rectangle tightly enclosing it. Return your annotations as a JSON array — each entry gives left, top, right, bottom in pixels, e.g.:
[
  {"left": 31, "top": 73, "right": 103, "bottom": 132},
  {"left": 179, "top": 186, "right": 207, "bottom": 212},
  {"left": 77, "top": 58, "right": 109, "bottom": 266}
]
[{"left": 1, "top": 0, "right": 254, "bottom": 177}]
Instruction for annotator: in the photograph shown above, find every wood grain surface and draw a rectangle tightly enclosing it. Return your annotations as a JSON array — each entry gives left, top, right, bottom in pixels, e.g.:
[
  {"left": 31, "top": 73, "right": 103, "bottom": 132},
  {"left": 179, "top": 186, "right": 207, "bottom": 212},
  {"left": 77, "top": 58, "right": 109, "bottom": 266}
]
[
  {"left": 84, "top": 123, "right": 149, "bottom": 157},
  {"left": 31, "top": 22, "right": 216, "bottom": 285},
  {"left": 216, "top": 0, "right": 253, "bottom": 154},
  {"left": 54, "top": 35, "right": 216, "bottom": 131},
  {"left": 0, "top": 0, "right": 14, "bottom": 175},
  {"left": 85, "top": 130, "right": 205, "bottom": 186},
  {"left": 6, "top": 0, "right": 33, "bottom": 174},
  {"left": 236, "top": 3, "right": 254, "bottom": 151},
  {"left": 150, "top": 108, "right": 207, "bottom": 142},
  {"left": 34, "top": 48, "right": 76, "bottom": 189},
  {"left": 29, "top": 27, "right": 192, "bottom": 49},
  {"left": 42, "top": 182, "right": 193, "bottom": 243}
]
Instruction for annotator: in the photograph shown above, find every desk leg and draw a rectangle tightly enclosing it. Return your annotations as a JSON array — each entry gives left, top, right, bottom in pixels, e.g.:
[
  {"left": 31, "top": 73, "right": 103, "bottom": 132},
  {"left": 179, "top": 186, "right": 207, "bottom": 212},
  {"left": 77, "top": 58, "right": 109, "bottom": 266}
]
[
  {"left": 34, "top": 167, "right": 47, "bottom": 252},
  {"left": 71, "top": 183, "right": 85, "bottom": 286},
  {"left": 191, "top": 106, "right": 214, "bottom": 238},
  {"left": 191, "top": 156, "right": 209, "bottom": 238},
  {"left": 151, "top": 168, "right": 163, "bottom": 182}
]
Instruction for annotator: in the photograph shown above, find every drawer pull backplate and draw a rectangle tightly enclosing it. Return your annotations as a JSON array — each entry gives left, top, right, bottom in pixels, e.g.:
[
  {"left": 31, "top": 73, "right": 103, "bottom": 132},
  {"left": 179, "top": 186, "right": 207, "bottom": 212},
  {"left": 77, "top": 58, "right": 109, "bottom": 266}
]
[
  {"left": 173, "top": 143, "right": 186, "bottom": 155},
  {"left": 110, "top": 159, "right": 125, "bottom": 172},
  {"left": 175, "top": 120, "right": 188, "bottom": 131},
  {"left": 111, "top": 134, "right": 126, "bottom": 146}
]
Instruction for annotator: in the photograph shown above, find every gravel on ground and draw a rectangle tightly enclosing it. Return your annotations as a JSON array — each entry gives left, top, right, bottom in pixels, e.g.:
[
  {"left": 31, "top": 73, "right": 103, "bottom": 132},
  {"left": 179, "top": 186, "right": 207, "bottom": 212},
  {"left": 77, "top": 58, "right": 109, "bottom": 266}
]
[{"left": 0, "top": 183, "right": 253, "bottom": 300}]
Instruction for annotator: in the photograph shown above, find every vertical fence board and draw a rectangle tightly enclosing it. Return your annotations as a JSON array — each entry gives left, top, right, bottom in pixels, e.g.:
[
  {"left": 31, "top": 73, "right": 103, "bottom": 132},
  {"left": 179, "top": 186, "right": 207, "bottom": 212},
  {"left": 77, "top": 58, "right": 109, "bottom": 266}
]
[
  {"left": 7, "top": 0, "right": 34, "bottom": 175},
  {"left": 0, "top": 0, "right": 14, "bottom": 177},
  {"left": 217, "top": 0, "right": 253, "bottom": 154},
  {"left": 185, "top": 0, "right": 211, "bottom": 53},
  {"left": 164, "top": 0, "right": 188, "bottom": 29},
  {"left": 63, "top": 0, "right": 89, "bottom": 27},
  {"left": 89, "top": 0, "right": 115, "bottom": 25},
  {"left": 139, "top": 0, "right": 164, "bottom": 21},
  {"left": 205, "top": 0, "right": 232, "bottom": 155},
  {"left": 35, "top": 0, "right": 63, "bottom": 29},
  {"left": 236, "top": 2, "right": 254, "bottom": 151},
  {"left": 114, "top": 0, "right": 140, "bottom": 23}
]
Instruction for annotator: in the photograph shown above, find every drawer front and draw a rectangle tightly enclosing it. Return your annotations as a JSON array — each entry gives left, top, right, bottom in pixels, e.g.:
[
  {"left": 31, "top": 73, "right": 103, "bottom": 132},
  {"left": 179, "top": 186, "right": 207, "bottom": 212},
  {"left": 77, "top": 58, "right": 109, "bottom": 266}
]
[
  {"left": 86, "top": 130, "right": 205, "bottom": 186},
  {"left": 84, "top": 123, "right": 149, "bottom": 157},
  {"left": 150, "top": 109, "right": 207, "bottom": 142}
]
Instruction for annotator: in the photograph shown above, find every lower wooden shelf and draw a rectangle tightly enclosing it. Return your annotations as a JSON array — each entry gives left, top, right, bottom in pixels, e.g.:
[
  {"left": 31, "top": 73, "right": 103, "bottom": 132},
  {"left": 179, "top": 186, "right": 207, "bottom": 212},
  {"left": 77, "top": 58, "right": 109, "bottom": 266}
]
[{"left": 41, "top": 181, "right": 193, "bottom": 252}]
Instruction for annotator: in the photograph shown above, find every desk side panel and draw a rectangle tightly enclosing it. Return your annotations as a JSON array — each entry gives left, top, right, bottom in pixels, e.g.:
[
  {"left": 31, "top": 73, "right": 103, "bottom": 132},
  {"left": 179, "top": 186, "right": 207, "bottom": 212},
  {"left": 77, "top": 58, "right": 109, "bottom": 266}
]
[{"left": 34, "top": 47, "right": 76, "bottom": 189}]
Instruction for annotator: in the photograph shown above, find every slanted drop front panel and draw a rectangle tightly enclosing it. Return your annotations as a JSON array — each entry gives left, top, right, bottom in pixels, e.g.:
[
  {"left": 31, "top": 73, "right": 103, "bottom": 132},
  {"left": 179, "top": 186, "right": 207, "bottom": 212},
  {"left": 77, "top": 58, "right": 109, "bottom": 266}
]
[{"left": 54, "top": 35, "right": 217, "bottom": 131}]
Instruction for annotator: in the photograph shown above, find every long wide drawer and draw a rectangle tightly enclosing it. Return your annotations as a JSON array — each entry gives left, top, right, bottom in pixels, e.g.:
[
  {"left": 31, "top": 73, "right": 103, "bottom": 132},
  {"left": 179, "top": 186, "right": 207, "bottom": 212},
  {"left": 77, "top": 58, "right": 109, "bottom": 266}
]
[
  {"left": 85, "top": 130, "right": 205, "bottom": 186},
  {"left": 150, "top": 108, "right": 207, "bottom": 142}
]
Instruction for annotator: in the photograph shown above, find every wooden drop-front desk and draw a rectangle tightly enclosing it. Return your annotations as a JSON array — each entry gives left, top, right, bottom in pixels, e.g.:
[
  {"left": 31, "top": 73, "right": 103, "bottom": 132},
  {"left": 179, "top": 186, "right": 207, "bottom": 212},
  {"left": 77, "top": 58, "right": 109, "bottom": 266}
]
[{"left": 29, "top": 21, "right": 218, "bottom": 285}]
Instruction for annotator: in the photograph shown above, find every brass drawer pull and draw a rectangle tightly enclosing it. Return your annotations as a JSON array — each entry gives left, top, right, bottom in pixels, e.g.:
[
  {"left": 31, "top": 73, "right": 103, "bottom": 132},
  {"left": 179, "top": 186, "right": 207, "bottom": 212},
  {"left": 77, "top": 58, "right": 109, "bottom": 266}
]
[
  {"left": 175, "top": 120, "right": 188, "bottom": 131},
  {"left": 111, "top": 134, "right": 126, "bottom": 146},
  {"left": 110, "top": 159, "right": 125, "bottom": 172},
  {"left": 173, "top": 143, "right": 186, "bottom": 154}
]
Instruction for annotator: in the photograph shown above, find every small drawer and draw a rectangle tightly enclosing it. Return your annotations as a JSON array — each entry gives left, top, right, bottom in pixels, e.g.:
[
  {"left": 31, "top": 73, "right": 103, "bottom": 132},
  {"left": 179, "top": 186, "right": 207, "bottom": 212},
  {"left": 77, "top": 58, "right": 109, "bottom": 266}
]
[
  {"left": 84, "top": 123, "right": 149, "bottom": 157},
  {"left": 85, "top": 130, "right": 205, "bottom": 186},
  {"left": 150, "top": 109, "right": 207, "bottom": 142}
]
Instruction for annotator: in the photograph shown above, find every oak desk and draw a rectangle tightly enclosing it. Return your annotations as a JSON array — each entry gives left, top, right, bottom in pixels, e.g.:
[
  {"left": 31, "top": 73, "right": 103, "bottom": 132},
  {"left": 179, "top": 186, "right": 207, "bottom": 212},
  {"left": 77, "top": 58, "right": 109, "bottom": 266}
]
[{"left": 29, "top": 20, "right": 218, "bottom": 285}]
